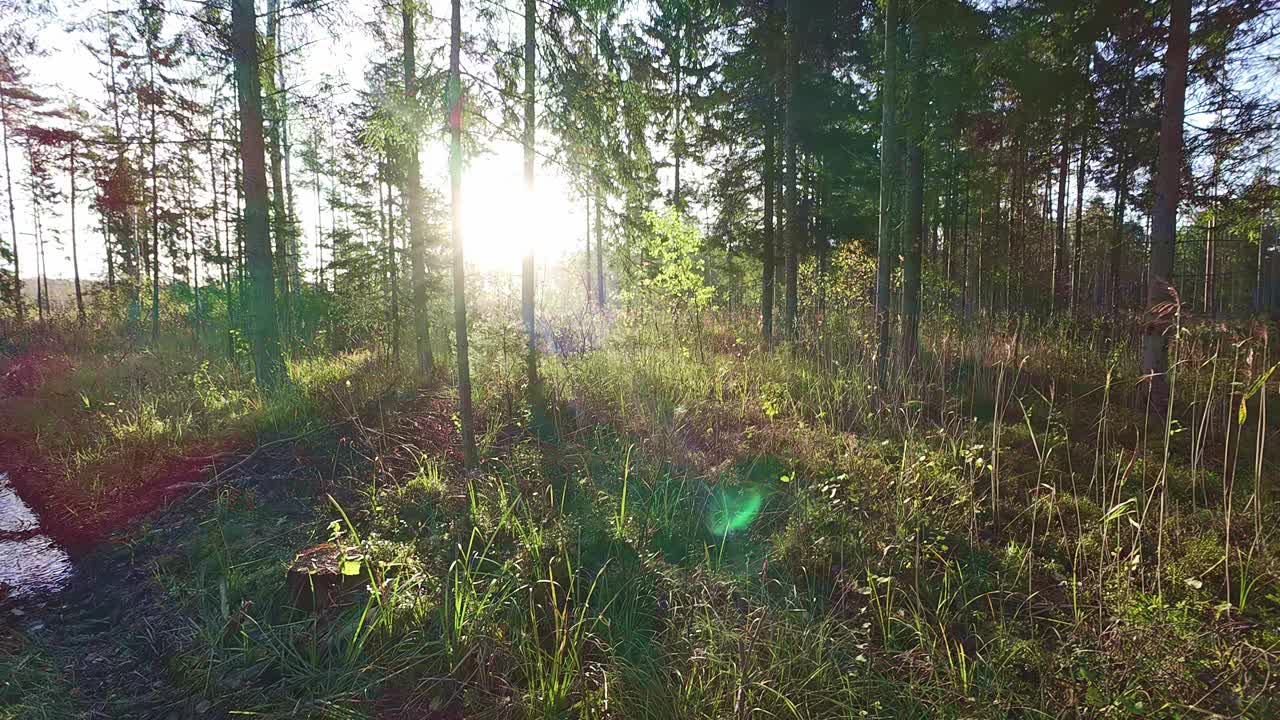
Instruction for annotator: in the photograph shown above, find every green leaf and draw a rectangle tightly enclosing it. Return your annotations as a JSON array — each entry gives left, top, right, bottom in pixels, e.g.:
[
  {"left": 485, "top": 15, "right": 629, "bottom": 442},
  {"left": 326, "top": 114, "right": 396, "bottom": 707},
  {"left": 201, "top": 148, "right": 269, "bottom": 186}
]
[
  {"left": 340, "top": 558, "right": 362, "bottom": 576},
  {"left": 1101, "top": 498, "right": 1135, "bottom": 524},
  {"left": 1238, "top": 363, "right": 1276, "bottom": 426}
]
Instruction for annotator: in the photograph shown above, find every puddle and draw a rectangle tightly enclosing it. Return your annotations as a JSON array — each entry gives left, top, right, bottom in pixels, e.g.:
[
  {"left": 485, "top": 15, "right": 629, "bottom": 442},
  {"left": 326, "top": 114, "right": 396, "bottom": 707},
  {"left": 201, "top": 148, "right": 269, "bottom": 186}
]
[{"left": 0, "top": 472, "right": 73, "bottom": 597}]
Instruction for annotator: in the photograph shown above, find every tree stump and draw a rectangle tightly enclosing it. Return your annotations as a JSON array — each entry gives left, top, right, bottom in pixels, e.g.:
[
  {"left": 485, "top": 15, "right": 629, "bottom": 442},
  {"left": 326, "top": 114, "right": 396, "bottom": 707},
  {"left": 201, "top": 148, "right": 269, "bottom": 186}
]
[{"left": 286, "top": 543, "right": 363, "bottom": 612}]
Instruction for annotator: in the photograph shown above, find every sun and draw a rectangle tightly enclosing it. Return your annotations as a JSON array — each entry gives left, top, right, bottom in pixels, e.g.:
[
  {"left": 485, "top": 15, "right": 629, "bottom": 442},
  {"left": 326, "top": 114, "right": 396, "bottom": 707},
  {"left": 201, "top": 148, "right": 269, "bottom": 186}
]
[{"left": 460, "top": 146, "right": 584, "bottom": 275}]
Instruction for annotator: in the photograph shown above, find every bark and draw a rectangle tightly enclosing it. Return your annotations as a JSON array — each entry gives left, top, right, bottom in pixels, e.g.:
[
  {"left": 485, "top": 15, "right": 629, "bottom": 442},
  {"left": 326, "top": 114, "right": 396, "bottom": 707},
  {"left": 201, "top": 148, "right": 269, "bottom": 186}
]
[
  {"left": 403, "top": 0, "right": 434, "bottom": 375},
  {"left": 449, "top": 0, "right": 477, "bottom": 467},
  {"left": 1205, "top": 150, "right": 1220, "bottom": 316},
  {"left": 187, "top": 179, "right": 200, "bottom": 334},
  {"left": 104, "top": 217, "right": 115, "bottom": 290},
  {"left": 387, "top": 167, "right": 401, "bottom": 361},
  {"left": 1053, "top": 120, "right": 1069, "bottom": 312},
  {"left": 2, "top": 97, "right": 21, "bottom": 321},
  {"left": 673, "top": 50, "right": 683, "bottom": 210},
  {"left": 34, "top": 203, "right": 44, "bottom": 320},
  {"left": 148, "top": 49, "right": 160, "bottom": 344},
  {"left": 762, "top": 118, "right": 776, "bottom": 345},
  {"left": 1141, "top": 0, "right": 1191, "bottom": 406},
  {"left": 105, "top": 7, "right": 122, "bottom": 295},
  {"left": 523, "top": 0, "right": 538, "bottom": 393},
  {"left": 69, "top": 142, "right": 84, "bottom": 321},
  {"left": 232, "top": 0, "right": 285, "bottom": 388},
  {"left": 962, "top": 175, "right": 972, "bottom": 318},
  {"left": 902, "top": 14, "right": 925, "bottom": 364},
  {"left": 782, "top": 0, "right": 799, "bottom": 341},
  {"left": 266, "top": 0, "right": 291, "bottom": 339},
  {"left": 1071, "top": 132, "right": 1087, "bottom": 316},
  {"left": 584, "top": 196, "right": 591, "bottom": 305},
  {"left": 875, "top": 0, "right": 899, "bottom": 383},
  {"left": 595, "top": 182, "right": 605, "bottom": 308}
]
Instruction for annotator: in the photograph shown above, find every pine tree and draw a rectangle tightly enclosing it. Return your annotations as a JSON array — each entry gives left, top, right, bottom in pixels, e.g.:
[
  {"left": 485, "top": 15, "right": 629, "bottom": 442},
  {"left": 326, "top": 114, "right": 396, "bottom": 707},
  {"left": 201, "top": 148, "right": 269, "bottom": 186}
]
[
  {"left": 449, "top": 0, "right": 476, "bottom": 467},
  {"left": 231, "top": 0, "right": 285, "bottom": 388}
]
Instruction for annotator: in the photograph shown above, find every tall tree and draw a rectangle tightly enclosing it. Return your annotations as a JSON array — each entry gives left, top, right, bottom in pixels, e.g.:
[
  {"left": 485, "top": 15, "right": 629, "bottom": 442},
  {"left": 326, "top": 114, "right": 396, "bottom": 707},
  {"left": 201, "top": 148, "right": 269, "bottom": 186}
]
[
  {"left": 762, "top": 116, "right": 775, "bottom": 345},
  {"left": 781, "top": 0, "right": 798, "bottom": 340},
  {"left": 402, "top": 0, "right": 433, "bottom": 376},
  {"left": 595, "top": 182, "right": 604, "bottom": 309},
  {"left": 232, "top": 0, "right": 285, "bottom": 387},
  {"left": 0, "top": 60, "right": 41, "bottom": 320},
  {"left": 265, "top": 0, "right": 291, "bottom": 338},
  {"left": 522, "top": 0, "right": 538, "bottom": 394},
  {"left": 69, "top": 133, "right": 84, "bottom": 321},
  {"left": 449, "top": 0, "right": 476, "bottom": 467},
  {"left": 875, "top": 0, "right": 899, "bottom": 384},
  {"left": 902, "top": 8, "right": 926, "bottom": 364},
  {"left": 1142, "top": 0, "right": 1192, "bottom": 407}
]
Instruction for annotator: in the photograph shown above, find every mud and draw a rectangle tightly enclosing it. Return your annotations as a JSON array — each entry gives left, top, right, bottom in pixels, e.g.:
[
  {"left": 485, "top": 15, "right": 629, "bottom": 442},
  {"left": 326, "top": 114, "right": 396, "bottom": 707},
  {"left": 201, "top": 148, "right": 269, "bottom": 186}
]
[
  {"left": 2, "top": 444, "right": 323, "bottom": 719},
  {"left": 0, "top": 472, "right": 73, "bottom": 596}
]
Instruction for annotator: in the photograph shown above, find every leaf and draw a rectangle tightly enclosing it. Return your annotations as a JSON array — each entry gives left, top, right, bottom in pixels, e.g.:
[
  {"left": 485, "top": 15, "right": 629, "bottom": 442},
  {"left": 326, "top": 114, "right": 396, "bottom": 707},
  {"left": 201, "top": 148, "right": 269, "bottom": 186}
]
[
  {"left": 340, "top": 558, "right": 362, "bottom": 576},
  {"left": 1238, "top": 363, "right": 1277, "bottom": 426},
  {"left": 1101, "top": 498, "right": 1135, "bottom": 524}
]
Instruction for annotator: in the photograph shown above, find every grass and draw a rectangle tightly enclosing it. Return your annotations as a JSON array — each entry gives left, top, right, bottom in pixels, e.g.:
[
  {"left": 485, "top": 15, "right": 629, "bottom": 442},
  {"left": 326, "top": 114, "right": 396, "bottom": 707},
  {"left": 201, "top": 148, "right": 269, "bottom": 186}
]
[
  {"left": 0, "top": 318, "right": 405, "bottom": 541},
  {"left": 4, "top": 307, "right": 1280, "bottom": 718},
  {"left": 0, "top": 629, "right": 76, "bottom": 720}
]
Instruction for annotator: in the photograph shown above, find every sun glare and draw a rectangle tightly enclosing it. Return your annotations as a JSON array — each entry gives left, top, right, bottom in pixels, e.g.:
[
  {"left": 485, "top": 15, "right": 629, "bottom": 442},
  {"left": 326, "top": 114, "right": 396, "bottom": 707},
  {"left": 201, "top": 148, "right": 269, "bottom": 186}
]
[{"left": 460, "top": 149, "right": 582, "bottom": 275}]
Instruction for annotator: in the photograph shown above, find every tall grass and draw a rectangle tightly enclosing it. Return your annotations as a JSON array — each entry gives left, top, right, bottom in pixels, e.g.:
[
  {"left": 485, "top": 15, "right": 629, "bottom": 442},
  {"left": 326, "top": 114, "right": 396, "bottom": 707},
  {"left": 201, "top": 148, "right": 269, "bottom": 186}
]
[{"left": 12, "top": 303, "right": 1277, "bottom": 718}]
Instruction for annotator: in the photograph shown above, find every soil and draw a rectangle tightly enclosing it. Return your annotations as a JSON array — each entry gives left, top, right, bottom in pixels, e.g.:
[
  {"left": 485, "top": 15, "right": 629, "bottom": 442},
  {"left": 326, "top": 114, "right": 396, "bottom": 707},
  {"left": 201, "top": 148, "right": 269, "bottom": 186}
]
[{"left": 1, "top": 445, "right": 320, "bottom": 719}]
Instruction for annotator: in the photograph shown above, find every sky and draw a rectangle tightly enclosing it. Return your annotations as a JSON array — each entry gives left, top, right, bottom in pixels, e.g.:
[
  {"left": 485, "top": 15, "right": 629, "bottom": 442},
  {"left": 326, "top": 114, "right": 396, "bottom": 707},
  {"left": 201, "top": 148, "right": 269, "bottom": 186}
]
[
  {"left": 11, "top": 2, "right": 1278, "bottom": 284},
  {"left": 12, "top": 0, "right": 591, "bottom": 282}
]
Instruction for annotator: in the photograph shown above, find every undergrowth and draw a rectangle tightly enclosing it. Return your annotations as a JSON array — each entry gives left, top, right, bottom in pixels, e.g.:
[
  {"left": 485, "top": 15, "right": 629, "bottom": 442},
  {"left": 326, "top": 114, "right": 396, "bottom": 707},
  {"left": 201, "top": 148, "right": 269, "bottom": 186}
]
[{"left": 5, "top": 310, "right": 1279, "bottom": 718}]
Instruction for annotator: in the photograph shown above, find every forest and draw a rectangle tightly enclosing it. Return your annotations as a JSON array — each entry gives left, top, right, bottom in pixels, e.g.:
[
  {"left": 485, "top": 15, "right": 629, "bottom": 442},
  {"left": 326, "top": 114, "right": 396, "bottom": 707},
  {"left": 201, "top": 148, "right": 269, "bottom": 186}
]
[{"left": 1, "top": 0, "right": 1280, "bottom": 717}]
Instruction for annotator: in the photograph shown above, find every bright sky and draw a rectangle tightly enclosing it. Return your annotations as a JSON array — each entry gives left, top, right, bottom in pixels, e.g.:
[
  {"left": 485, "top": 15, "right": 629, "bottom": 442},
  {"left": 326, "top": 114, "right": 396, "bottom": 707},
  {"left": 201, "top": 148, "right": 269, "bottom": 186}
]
[{"left": 14, "top": 0, "right": 590, "bottom": 282}]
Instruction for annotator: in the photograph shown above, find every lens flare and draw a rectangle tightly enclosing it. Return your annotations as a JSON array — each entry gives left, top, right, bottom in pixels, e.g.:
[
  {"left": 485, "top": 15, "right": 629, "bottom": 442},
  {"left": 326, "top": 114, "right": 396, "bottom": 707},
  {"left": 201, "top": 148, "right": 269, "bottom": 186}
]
[{"left": 706, "top": 486, "right": 764, "bottom": 536}]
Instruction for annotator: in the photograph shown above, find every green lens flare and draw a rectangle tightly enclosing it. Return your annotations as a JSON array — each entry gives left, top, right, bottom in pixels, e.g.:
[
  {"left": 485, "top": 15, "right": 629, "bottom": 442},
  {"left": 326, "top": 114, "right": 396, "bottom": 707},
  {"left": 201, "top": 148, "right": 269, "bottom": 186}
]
[{"left": 706, "top": 487, "right": 764, "bottom": 536}]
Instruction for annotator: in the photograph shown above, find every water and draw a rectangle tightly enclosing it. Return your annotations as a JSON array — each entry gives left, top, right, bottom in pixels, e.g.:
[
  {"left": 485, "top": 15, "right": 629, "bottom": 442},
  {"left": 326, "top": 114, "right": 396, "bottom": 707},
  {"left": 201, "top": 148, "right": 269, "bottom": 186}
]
[{"left": 0, "top": 472, "right": 73, "bottom": 597}]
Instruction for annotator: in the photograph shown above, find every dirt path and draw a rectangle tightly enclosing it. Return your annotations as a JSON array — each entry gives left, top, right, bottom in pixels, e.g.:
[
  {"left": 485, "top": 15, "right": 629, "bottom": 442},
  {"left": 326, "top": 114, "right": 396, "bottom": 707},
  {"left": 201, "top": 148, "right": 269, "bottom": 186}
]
[{"left": 3, "top": 447, "right": 320, "bottom": 719}]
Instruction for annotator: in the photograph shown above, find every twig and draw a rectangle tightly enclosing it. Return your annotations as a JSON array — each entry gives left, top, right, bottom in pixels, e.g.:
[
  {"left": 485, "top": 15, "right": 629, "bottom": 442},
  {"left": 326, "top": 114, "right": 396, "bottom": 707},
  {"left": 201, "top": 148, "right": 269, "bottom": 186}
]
[{"left": 202, "top": 424, "right": 337, "bottom": 488}]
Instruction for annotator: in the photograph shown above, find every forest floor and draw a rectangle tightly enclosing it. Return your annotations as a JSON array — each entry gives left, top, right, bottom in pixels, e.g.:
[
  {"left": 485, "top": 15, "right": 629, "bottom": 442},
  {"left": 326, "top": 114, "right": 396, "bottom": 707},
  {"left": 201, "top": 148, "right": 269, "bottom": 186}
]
[{"left": 2, "top": 315, "right": 1279, "bottom": 719}]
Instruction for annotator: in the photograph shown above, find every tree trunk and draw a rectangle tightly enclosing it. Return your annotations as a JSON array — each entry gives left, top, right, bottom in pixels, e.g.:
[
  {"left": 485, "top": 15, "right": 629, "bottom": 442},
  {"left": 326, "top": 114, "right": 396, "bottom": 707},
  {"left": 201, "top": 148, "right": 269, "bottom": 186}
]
[
  {"left": 70, "top": 142, "right": 84, "bottom": 322},
  {"left": 403, "top": 0, "right": 434, "bottom": 376},
  {"left": 782, "top": 0, "right": 799, "bottom": 341},
  {"left": 1054, "top": 120, "right": 1069, "bottom": 313},
  {"left": 673, "top": 51, "right": 683, "bottom": 211},
  {"left": 104, "top": 217, "right": 115, "bottom": 291},
  {"left": 1071, "top": 132, "right": 1087, "bottom": 316},
  {"left": 762, "top": 119, "right": 776, "bottom": 345},
  {"left": 265, "top": 0, "right": 292, "bottom": 341},
  {"left": 2, "top": 99, "right": 21, "bottom": 322},
  {"left": 449, "top": 0, "right": 477, "bottom": 467},
  {"left": 902, "top": 13, "right": 925, "bottom": 364},
  {"left": 875, "top": 0, "right": 899, "bottom": 383},
  {"left": 149, "top": 53, "right": 160, "bottom": 344},
  {"left": 34, "top": 205, "right": 45, "bottom": 321},
  {"left": 1205, "top": 152, "right": 1220, "bottom": 316},
  {"left": 187, "top": 179, "right": 201, "bottom": 335},
  {"left": 1141, "top": 0, "right": 1191, "bottom": 408},
  {"left": 595, "top": 182, "right": 605, "bottom": 308},
  {"left": 522, "top": 0, "right": 538, "bottom": 394},
  {"left": 585, "top": 196, "right": 592, "bottom": 305},
  {"left": 232, "top": 0, "right": 285, "bottom": 388},
  {"left": 387, "top": 165, "right": 401, "bottom": 362},
  {"left": 962, "top": 175, "right": 972, "bottom": 318}
]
